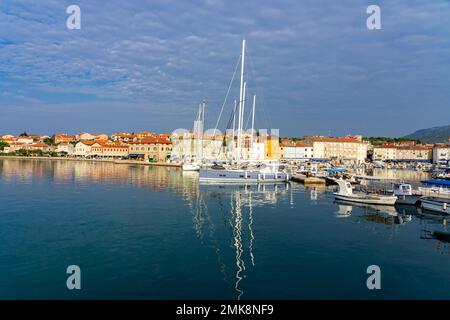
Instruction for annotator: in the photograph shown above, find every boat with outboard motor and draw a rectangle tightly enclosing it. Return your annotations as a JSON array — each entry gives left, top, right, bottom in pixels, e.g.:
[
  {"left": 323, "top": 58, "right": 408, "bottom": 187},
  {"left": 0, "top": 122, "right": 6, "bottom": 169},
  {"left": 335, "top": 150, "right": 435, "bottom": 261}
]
[{"left": 333, "top": 179, "right": 397, "bottom": 205}]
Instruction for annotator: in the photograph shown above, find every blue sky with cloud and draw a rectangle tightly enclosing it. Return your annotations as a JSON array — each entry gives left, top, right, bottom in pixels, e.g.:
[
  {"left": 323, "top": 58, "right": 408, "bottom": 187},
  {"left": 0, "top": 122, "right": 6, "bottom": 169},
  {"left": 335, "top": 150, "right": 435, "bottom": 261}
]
[{"left": 1, "top": 0, "right": 449, "bottom": 136}]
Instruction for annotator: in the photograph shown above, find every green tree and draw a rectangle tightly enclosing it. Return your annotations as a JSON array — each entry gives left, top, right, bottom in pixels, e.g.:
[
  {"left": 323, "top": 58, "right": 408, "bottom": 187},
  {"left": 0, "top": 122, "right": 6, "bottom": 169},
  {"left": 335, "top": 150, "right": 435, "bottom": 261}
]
[{"left": 0, "top": 140, "right": 9, "bottom": 151}]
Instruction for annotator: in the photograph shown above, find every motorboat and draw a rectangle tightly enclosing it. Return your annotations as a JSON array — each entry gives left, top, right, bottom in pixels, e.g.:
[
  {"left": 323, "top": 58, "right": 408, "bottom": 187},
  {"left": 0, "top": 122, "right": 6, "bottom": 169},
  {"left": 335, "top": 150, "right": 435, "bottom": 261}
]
[
  {"left": 391, "top": 183, "right": 422, "bottom": 205},
  {"left": 182, "top": 162, "right": 201, "bottom": 171},
  {"left": 421, "top": 197, "right": 450, "bottom": 214},
  {"left": 333, "top": 179, "right": 397, "bottom": 205}
]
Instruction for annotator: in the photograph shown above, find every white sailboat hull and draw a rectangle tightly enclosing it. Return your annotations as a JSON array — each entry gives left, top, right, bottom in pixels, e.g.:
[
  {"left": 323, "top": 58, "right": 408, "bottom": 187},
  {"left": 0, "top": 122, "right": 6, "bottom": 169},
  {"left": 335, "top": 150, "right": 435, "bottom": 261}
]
[
  {"left": 199, "top": 169, "right": 289, "bottom": 184},
  {"left": 182, "top": 163, "right": 201, "bottom": 171}
]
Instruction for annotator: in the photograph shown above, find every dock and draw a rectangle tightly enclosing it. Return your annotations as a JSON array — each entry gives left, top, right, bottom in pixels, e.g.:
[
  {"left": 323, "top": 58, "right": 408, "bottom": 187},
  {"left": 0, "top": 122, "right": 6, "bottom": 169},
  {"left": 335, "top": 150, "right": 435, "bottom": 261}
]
[{"left": 291, "top": 173, "right": 326, "bottom": 185}]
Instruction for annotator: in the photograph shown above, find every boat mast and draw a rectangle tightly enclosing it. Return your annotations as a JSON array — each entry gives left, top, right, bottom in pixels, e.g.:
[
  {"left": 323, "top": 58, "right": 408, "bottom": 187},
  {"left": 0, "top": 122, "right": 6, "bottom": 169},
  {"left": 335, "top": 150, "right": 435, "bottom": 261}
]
[
  {"left": 251, "top": 94, "right": 256, "bottom": 149},
  {"left": 237, "top": 39, "right": 246, "bottom": 163},
  {"left": 241, "top": 81, "right": 246, "bottom": 159},
  {"left": 232, "top": 99, "right": 237, "bottom": 156}
]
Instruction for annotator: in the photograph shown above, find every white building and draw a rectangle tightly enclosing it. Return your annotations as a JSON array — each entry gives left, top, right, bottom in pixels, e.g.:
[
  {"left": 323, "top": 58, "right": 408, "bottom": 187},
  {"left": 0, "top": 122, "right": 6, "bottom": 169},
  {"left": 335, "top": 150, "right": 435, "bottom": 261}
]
[
  {"left": 433, "top": 144, "right": 450, "bottom": 164},
  {"left": 280, "top": 142, "right": 314, "bottom": 160},
  {"left": 55, "top": 143, "right": 74, "bottom": 155},
  {"left": 304, "top": 136, "right": 368, "bottom": 164},
  {"left": 74, "top": 141, "right": 95, "bottom": 157}
]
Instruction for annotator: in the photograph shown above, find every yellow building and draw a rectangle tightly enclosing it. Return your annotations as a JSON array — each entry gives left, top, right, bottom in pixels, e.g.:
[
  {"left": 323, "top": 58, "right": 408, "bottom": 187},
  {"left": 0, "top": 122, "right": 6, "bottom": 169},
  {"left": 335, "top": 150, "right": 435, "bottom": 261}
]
[
  {"left": 90, "top": 141, "right": 129, "bottom": 158},
  {"left": 129, "top": 137, "right": 172, "bottom": 162},
  {"left": 265, "top": 136, "right": 281, "bottom": 160}
]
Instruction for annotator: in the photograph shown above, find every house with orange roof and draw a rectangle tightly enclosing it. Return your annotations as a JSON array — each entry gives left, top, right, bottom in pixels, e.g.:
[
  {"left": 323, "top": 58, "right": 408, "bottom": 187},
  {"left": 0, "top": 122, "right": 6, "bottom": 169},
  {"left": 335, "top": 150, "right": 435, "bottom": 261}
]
[
  {"left": 54, "top": 134, "right": 75, "bottom": 144},
  {"left": 111, "top": 132, "right": 138, "bottom": 143},
  {"left": 74, "top": 140, "right": 96, "bottom": 157},
  {"left": 90, "top": 141, "right": 129, "bottom": 158},
  {"left": 129, "top": 137, "right": 172, "bottom": 162}
]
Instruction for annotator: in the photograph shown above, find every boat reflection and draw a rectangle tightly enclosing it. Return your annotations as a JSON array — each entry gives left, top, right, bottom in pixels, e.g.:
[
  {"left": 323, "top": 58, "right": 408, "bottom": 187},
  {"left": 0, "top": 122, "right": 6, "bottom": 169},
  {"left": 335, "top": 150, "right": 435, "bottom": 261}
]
[
  {"left": 187, "top": 181, "right": 290, "bottom": 300},
  {"left": 416, "top": 207, "right": 450, "bottom": 255}
]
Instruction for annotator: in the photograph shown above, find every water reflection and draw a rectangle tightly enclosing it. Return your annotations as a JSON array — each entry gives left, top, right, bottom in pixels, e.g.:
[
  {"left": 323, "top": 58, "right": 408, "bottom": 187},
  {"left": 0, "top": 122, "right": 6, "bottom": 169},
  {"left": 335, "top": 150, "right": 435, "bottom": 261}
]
[
  {"left": 333, "top": 198, "right": 450, "bottom": 254},
  {"left": 189, "top": 182, "right": 291, "bottom": 300}
]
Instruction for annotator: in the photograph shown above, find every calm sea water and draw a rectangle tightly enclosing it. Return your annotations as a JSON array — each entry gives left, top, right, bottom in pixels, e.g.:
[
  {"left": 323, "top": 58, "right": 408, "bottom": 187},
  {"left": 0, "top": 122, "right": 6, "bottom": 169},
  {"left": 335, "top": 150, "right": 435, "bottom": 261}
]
[{"left": 1, "top": 159, "right": 449, "bottom": 300}]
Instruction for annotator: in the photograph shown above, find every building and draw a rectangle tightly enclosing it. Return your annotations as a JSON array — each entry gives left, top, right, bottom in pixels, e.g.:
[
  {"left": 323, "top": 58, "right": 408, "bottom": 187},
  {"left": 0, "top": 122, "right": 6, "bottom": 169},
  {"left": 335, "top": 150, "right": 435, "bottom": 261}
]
[
  {"left": 26, "top": 143, "right": 53, "bottom": 153},
  {"left": 394, "top": 145, "right": 433, "bottom": 162},
  {"left": 3, "top": 142, "right": 27, "bottom": 153},
  {"left": 129, "top": 137, "right": 172, "bottom": 162},
  {"left": 265, "top": 136, "right": 281, "bottom": 160},
  {"left": 373, "top": 144, "right": 433, "bottom": 162},
  {"left": 432, "top": 144, "right": 450, "bottom": 164},
  {"left": 304, "top": 136, "right": 369, "bottom": 164},
  {"left": 55, "top": 142, "right": 75, "bottom": 155},
  {"left": 111, "top": 132, "right": 137, "bottom": 143},
  {"left": 76, "top": 133, "right": 109, "bottom": 141},
  {"left": 54, "top": 134, "right": 75, "bottom": 144},
  {"left": 280, "top": 142, "right": 314, "bottom": 160},
  {"left": 90, "top": 141, "right": 129, "bottom": 158},
  {"left": 74, "top": 140, "right": 96, "bottom": 157},
  {"left": 373, "top": 145, "right": 397, "bottom": 161},
  {"left": 16, "top": 137, "right": 35, "bottom": 144}
]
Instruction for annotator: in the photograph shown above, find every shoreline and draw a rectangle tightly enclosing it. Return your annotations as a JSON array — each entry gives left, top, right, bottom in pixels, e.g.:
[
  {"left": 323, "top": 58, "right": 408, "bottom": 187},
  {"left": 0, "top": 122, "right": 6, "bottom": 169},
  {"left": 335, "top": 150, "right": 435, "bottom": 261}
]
[{"left": 0, "top": 155, "right": 181, "bottom": 167}]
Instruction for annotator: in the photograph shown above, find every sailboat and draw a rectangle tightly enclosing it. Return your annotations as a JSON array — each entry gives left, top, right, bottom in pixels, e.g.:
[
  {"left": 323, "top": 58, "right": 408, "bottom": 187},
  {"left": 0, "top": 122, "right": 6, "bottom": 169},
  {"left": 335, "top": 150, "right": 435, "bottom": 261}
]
[
  {"left": 182, "top": 101, "right": 205, "bottom": 171},
  {"left": 199, "top": 39, "right": 289, "bottom": 183}
]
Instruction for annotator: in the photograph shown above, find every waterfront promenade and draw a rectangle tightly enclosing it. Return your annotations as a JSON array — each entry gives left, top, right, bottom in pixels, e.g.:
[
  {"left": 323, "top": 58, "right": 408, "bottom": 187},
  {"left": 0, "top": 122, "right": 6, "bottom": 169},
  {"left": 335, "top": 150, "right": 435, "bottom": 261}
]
[{"left": 0, "top": 155, "right": 181, "bottom": 167}]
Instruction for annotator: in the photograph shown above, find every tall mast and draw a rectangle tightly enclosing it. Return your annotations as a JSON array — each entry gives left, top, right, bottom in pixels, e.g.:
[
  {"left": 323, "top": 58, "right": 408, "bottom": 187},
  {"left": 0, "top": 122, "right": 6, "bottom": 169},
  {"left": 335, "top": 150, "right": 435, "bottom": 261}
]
[
  {"left": 251, "top": 94, "right": 256, "bottom": 149},
  {"left": 241, "top": 81, "right": 246, "bottom": 159},
  {"left": 237, "top": 39, "right": 246, "bottom": 163},
  {"left": 232, "top": 99, "right": 237, "bottom": 156}
]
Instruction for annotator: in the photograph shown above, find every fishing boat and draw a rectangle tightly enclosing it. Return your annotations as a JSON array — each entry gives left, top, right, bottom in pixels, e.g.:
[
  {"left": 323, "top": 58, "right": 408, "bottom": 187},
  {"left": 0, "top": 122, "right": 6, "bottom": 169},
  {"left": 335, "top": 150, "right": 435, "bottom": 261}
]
[
  {"left": 391, "top": 183, "right": 422, "bottom": 205},
  {"left": 420, "top": 197, "right": 450, "bottom": 214},
  {"left": 333, "top": 179, "right": 397, "bottom": 205},
  {"left": 198, "top": 39, "right": 289, "bottom": 184}
]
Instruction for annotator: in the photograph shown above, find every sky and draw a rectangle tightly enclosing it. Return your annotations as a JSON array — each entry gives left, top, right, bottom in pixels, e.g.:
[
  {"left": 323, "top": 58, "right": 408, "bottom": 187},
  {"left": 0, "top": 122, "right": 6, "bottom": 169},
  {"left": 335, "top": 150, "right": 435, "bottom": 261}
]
[{"left": 0, "top": 0, "right": 449, "bottom": 137}]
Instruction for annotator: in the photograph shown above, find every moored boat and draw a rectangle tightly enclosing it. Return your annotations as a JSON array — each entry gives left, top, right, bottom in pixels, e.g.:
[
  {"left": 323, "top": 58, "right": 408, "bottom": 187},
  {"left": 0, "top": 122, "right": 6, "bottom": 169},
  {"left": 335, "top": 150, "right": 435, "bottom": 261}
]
[
  {"left": 333, "top": 179, "right": 397, "bottom": 205},
  {"left": 420, "top": 197, "right": 450, "bottom": 214}
]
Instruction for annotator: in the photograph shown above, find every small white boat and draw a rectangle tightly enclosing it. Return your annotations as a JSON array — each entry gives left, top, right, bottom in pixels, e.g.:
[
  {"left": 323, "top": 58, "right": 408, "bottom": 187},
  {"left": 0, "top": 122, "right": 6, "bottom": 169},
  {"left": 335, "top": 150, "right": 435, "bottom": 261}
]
[
  {"left": 391, "top": 183, "right": 422, "bottom": 205},
  {"left": 182, "top": 162, "right": 201, "bottom": 171},
  {"left": 334, "top": 179, "right": 397, "bottom": 205},
  {"left": 421, "top": 197, "right": 450, "bottom": 214}
]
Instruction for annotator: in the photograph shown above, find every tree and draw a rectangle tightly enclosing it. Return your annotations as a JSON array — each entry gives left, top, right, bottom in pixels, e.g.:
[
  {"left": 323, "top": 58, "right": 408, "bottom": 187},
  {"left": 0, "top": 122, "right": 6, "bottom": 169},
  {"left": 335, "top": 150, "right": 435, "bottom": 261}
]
[
  {"left": 19, "top": 132, "right": 29, "bottom": 137},
  {"left": 44, "top": 135, "right": 55, "bottom": 146},
  {"left": 0, "top": 140, "right": 9, "bottom": 151}
]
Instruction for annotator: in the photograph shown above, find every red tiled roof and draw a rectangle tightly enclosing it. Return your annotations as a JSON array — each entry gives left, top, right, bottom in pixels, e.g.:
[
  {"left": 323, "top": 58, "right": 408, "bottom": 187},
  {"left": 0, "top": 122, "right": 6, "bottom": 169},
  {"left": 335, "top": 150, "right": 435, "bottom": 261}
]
[
  {"left": 130, "top": 137, "right": 172, "bottom": 145},
  {"left": 304, "top": 136, "right": 363, "bottom": 143}
]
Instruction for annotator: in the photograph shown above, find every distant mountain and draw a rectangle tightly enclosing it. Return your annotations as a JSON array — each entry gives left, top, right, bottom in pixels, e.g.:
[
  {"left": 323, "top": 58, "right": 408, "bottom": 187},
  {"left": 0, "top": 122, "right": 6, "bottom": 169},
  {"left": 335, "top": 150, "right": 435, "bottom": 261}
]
[{"left": 404, "top": 125, "right": 450, "bottom": 143}]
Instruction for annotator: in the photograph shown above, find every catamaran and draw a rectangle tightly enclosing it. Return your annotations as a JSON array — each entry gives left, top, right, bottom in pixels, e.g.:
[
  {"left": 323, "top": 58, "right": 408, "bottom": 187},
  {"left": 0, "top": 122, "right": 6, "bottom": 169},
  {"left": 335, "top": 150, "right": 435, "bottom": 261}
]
[{"left": 199, "top": 39, "right": 289, "bottom": 183}]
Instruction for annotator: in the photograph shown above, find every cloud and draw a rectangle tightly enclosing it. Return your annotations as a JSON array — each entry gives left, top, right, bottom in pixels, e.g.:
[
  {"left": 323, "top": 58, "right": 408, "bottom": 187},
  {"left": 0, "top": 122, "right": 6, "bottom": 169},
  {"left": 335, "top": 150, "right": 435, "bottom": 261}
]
[{"left": 0, "top": 0, "right": 450, "bottom": 136}]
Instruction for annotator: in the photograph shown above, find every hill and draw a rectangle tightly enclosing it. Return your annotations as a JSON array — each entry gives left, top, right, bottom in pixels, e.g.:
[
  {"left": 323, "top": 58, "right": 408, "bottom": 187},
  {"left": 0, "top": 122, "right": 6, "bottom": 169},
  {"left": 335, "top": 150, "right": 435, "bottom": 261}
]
[{"left": 404, "top": 125, "right": 450, "bottom": 144}]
